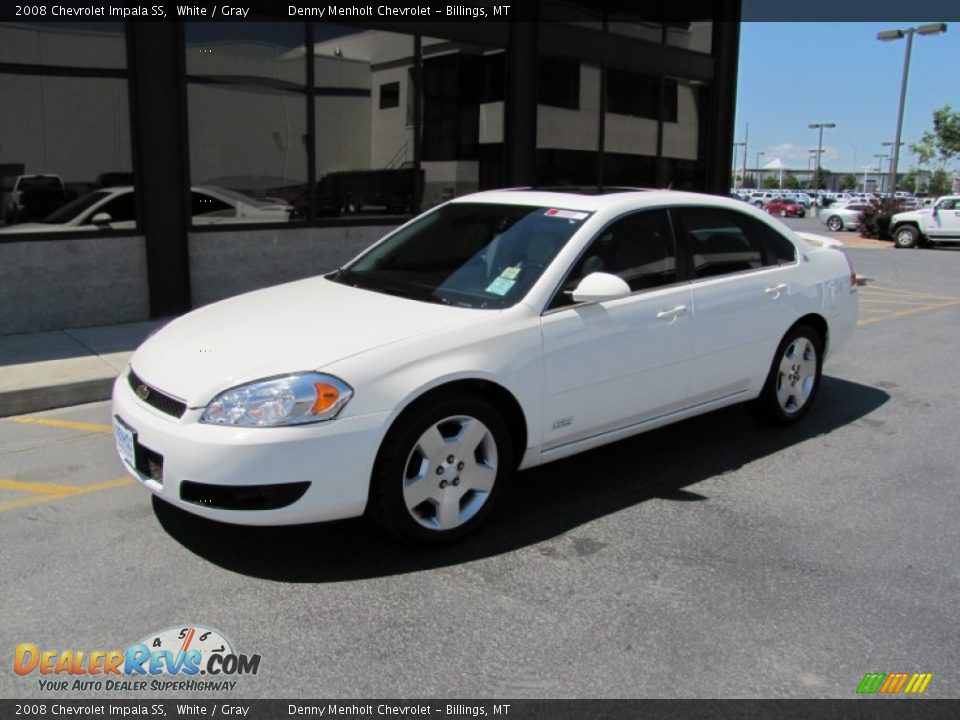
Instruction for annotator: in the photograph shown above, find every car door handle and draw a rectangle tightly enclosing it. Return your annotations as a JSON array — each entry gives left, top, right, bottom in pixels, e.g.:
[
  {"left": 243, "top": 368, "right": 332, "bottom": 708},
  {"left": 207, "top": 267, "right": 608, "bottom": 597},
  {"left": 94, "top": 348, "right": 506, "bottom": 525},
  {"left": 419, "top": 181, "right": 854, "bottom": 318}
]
[
  {"left": 656, "top": 305, "right": 688, "bottom": 321},
  {"left": 765, "top": 283, "right": 788, "bottom": 296}
]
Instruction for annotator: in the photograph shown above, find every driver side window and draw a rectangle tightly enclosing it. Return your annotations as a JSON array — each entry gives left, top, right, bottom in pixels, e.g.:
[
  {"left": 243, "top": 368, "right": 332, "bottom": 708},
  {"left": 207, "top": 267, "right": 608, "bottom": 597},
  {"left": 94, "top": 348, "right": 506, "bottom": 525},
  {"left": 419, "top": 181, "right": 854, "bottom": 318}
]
[{"left": 550, "top": 208, "right": 676, "bottom": 309}]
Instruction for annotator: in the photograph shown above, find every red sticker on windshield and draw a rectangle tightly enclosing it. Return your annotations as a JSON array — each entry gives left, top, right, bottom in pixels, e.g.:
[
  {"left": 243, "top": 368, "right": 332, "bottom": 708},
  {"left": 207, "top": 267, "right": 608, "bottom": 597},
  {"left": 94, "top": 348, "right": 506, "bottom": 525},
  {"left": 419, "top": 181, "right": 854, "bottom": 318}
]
[{"left": 545, "top": 208, "right": 589, "bottom": 220}]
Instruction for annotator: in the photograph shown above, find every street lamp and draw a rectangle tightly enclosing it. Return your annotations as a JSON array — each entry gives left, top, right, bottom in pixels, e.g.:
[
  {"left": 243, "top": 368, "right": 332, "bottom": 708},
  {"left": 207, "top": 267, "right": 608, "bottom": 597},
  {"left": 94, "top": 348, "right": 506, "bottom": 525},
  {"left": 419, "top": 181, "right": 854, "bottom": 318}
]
[
  {"left": 877, "top": 23, "right": 947, "bottom": 194},
  {"left": 808, "top": 148, "right": 824, "bottom": 191},
  {"left": 874, "top": 153, "right": 889, "bottom": 193},
  {"left": 756, "top": 151, "right": 765, "bottom": 188},
  {"left": 732, "top": 141, "right": 745, "bottom": 189},
  {"left": 809, "top": 122, "right": 835, "bottom": 203}
]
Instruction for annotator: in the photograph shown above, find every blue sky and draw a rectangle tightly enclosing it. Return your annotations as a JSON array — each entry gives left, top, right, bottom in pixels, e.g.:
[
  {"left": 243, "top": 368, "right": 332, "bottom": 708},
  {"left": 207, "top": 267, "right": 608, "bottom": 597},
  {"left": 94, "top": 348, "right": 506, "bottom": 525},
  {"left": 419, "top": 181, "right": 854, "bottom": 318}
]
[{"left": 735, "top": 22, "right": 957, "bottom": 176}]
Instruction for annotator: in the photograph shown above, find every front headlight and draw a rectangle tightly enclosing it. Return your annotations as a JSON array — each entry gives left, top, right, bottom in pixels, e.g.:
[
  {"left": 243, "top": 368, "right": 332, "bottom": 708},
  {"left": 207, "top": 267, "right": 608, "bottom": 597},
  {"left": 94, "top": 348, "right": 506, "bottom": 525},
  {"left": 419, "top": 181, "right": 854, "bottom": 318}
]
[{"left": 200, "top": 373, "right": 353, "bottom": 427}]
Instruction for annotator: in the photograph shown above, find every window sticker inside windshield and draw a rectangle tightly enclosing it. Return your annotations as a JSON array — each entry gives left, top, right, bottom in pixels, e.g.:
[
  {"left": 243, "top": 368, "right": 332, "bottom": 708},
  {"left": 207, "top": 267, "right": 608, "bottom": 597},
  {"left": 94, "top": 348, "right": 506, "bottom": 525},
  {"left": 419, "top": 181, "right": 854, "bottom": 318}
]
[
  {"left": 499, "top": 266, "right": 521, "bottom": 280},
  {"left": 545, "top": 208, "right": 589, "bottom": 220},
  {"left": 486, "top": 277, "right": 516, "bottom": 296}
]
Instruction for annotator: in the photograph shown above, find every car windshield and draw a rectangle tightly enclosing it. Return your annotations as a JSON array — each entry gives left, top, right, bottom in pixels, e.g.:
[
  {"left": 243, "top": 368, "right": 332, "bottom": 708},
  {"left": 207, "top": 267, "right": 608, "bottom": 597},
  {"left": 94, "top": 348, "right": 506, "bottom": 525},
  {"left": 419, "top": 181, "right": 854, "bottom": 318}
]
[
  {"left": 41, "top": 191, "right": 111, "bottom": 224},
  {"left": 19, "top": 176, "right": 60, "bottom": 191},
  {"left": 331, "top": 202, "right": 589, "bottom": 309}
]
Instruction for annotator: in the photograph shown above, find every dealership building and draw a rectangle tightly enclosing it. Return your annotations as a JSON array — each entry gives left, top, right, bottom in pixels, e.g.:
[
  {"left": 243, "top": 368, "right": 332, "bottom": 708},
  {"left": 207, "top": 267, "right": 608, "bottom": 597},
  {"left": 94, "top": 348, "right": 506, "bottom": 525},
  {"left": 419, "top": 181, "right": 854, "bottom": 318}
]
[{"left": 0, "top": 6, "right": 740, "bottom": 334}]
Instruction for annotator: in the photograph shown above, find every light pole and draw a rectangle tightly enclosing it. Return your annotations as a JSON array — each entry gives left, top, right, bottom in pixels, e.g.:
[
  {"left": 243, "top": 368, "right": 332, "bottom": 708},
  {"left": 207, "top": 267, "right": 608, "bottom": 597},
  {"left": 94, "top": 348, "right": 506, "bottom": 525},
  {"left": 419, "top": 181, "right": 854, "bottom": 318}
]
[
  {"left": 756, "top": 151, "right": 765, "bottom": 188},
  {"left": 732, "top": 141, "right": 745, "bottom": 189},
  {"left": 882, "top": 141, "right": 905, "bottom": 192},
  {"left": 862, "top": 165, "right": 875, "bottom": 193},
  {"left": 808, "top": 148, "right": 824, "bottom": 191},
  {"left": 809, "top": 122, "right": 835, "bottom": 206},
  {"left": 874, "top": 153, "right": 889, "bottom": 193},
  {"left": 877, "top": 23, "right": 947, "bottom": 194}
]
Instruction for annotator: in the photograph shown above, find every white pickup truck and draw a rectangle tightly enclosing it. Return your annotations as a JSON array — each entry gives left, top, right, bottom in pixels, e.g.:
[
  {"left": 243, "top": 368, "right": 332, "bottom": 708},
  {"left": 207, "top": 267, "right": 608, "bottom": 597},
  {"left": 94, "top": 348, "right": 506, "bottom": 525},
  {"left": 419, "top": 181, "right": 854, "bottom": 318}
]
[
  {"left": 1, "top": 174, "right": 66, "bottom": 224},
  {"left": 890, "top": 196, "right": 960, "bottom": 248}
]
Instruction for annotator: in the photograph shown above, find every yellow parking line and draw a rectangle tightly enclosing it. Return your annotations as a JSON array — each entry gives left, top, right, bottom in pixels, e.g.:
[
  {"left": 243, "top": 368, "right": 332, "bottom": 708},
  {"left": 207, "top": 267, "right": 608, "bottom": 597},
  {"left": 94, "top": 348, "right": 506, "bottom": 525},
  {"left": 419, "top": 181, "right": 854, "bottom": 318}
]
[
  {"left": 861, "top": 286, "right": 960, "bottom": 301},
  {"left": 0, "top": 476, "right": 134, "bottom": 513},
  {"left": 860, "top": 298, "right": 954, "bottom": 306},
  {"left": 0, "top": 478, "right": 79, "bottom": 496},
  {"left": 13, "top": 417, "right": 113, "bottom": 434},
  {"left": 858, "top": 299, "right": 960, "bottom": 327}
]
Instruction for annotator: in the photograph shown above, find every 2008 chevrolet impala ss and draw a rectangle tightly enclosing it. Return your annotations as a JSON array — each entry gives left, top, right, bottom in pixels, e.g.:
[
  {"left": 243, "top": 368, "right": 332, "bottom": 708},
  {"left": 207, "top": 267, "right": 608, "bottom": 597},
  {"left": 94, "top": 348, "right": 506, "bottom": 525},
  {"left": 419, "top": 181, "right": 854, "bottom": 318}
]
[{"left": 113, "top": 189, "right": 858, "bottom": 543}]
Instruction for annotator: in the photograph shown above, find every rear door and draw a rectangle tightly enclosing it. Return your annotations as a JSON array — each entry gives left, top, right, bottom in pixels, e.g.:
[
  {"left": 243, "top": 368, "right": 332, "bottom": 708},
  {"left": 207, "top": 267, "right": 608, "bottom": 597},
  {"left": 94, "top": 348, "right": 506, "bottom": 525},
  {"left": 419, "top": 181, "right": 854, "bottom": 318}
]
[{"left": 671, "top": 206, "right": 799, "bottom": 407}]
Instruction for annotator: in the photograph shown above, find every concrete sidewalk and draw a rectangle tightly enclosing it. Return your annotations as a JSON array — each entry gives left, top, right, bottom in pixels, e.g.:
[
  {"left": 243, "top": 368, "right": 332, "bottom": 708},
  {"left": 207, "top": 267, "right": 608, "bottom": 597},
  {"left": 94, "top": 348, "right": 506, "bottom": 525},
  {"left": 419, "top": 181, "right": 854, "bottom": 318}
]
[{"left": 0, "top": 319, "right": 170, "bottom": 417}]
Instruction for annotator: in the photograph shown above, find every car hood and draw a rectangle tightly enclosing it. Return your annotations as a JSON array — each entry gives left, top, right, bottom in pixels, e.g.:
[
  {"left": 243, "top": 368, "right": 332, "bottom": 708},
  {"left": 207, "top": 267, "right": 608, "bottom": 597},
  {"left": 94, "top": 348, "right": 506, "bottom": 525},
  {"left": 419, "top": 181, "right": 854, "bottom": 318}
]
[
  {"left": 130, "top": 276, "right": 486, "bottom": 407},
  {"left": 892, "top": 208, "right": 929, "bottom": 221}
]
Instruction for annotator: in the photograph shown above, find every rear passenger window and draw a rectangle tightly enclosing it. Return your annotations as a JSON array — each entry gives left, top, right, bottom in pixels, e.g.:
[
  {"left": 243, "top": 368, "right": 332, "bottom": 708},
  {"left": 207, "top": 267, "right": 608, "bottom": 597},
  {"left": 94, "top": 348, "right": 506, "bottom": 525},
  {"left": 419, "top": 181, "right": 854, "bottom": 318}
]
[
  {"left": 672, "top": 207, "right": 767, "bottom": 279},
  {"left": 752, "top": 219, "right": 797, "bottom": 264}
]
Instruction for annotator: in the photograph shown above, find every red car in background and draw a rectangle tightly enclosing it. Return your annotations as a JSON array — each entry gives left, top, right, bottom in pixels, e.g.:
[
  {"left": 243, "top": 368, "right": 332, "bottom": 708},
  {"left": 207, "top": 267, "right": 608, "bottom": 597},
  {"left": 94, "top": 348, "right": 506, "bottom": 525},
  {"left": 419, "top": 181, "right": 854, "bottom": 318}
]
[{"left": 766, "top": 198, "right": 806, "bottom": 218}]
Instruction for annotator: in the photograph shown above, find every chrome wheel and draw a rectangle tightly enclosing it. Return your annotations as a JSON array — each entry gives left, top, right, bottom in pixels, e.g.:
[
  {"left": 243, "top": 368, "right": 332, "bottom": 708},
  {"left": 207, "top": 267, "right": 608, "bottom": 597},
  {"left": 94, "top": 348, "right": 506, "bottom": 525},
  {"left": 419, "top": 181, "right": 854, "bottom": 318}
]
[
  {"left": 827, "top": 216, "right": 843, "bottom": 232},
  {"left": 401, "top": 415, "right": 498, "bottom": 531},
  {"left": 775, "top": 337, "right": 818, "bottom": 415}
]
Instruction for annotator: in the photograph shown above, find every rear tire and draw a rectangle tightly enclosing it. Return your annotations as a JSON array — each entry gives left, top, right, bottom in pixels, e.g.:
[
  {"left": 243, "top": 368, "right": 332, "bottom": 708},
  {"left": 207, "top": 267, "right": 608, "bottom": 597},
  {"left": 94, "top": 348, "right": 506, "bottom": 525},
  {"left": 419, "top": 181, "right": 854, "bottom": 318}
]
[
  {"left": 368, "top": 393, "right": 513, "bottom": 544},
  {"left": 754, "top": 325, "right": 823, "bottom": 426},
  {"left": 826, "top": 216, "right": 843, "bottom": 232}
]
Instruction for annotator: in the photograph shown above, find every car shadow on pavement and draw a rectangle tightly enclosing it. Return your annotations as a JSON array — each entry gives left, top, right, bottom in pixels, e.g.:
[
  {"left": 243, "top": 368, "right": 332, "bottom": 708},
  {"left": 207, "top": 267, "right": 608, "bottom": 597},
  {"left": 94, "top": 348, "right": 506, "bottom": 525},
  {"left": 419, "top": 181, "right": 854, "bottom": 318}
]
[{"left": 153, "top": 375, "right": 889, "bottom": 581}]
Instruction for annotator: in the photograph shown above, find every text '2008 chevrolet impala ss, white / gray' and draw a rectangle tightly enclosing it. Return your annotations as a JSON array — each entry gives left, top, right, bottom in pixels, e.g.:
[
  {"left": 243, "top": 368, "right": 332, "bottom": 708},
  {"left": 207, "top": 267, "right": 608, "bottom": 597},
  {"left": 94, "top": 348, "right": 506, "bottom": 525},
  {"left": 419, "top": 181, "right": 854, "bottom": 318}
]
[{"left": 112, "top": 189, "right": 858, "bottom": 543}]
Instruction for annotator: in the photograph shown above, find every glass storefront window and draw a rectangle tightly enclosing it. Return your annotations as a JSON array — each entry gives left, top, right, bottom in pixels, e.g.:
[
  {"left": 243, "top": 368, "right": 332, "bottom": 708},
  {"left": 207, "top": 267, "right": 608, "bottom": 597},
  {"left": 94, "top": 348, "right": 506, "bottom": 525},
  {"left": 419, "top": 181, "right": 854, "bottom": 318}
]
[
  {"left": 420, "top": 36, "right": 505, "bottom": 207},
  {"left": 536, "top": 58, "right": 600, "bottom": 186},
  {"left": 308, "top": 26, "right": 417, "bottom": 218},
  {"left": 185, "top": 22, "right": 306, "bottom": 226},
  {"left": 0, "top": 22, "right": 133, "bottom": 232}
]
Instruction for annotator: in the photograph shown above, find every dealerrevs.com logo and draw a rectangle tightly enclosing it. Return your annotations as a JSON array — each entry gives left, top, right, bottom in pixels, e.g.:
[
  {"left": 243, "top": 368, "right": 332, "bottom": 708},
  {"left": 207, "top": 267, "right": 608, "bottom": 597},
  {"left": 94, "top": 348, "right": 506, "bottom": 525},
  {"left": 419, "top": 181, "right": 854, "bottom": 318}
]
[{"left": 14, "top": 625, "right": 261, "bottom": 692}]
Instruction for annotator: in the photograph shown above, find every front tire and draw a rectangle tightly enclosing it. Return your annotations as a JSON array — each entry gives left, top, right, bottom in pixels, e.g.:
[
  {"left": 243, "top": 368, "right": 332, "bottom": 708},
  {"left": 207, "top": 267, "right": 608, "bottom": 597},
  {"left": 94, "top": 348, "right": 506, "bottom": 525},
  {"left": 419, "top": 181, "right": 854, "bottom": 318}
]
[
  {"left": 893, "top": 225, "right": 919, "bottom": 249},
  {"left": 368, "top": 394, "right": 513, "bottom": 543},
  {"left": 755, "top": 325, "right": 823, "bottom": 426}
]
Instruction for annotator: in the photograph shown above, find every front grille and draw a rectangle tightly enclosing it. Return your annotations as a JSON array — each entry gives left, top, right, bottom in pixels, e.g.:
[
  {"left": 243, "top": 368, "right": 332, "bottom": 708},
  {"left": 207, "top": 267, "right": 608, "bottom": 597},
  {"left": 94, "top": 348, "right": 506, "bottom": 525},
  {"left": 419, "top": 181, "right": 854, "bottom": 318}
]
[{"left": 128, "top": 370, "right": 187, "bottom": 418}]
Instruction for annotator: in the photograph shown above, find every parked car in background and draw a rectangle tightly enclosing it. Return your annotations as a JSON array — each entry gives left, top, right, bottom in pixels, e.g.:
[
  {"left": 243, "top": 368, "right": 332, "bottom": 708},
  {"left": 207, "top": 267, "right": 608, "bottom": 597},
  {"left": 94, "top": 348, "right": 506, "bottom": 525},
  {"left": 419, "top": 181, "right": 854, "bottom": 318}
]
[
  {"left": 889, "top": 195, "right": 960, "bottom": 248},
  {"left": 820, "top": 202, "right": 870, "bottom": 232},
  {"left": 0, "top": 185, "right": 291, "bottom": 234},
  {"left": 749, "top": 191, "right": 779, "bottom": 207},
  {"left": 112, "top": 188, "right": 858, "bottom": 542},
  {"left": 794, "top": 193, "right": 813, "bottom": 208},
  {"left": 1, "top": 174, "right": 74, "bottom": 224},
  {"left": 766, "top": 197, "right": 806, "bottom": 217}
]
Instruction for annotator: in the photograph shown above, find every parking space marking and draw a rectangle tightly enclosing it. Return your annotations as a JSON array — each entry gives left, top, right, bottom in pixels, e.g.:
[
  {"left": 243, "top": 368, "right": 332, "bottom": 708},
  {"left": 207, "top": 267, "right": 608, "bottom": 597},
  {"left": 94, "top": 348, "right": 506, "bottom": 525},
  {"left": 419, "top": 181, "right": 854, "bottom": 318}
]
[
  {"left": 858, "top": 298, "right": 960, "bottom": 327},
  {"left": 12, "top": 417, "right": 112, "bottom": 434},
  {"left": 856, "top": 284, "right": 960, "bottom": 328},
  {"left": 0, "top": 476, "right": 134, "bottom": 513}
]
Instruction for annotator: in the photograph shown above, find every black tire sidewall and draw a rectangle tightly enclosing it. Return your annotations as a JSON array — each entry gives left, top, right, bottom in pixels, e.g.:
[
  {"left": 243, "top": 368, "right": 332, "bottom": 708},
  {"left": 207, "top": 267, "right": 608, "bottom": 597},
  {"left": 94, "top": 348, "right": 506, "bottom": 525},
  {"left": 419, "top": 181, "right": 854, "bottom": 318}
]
[
  {"left": 369, "top": 394, "right": 513, "bottom": 543},
  {"left": 827, "top": 217, "right": 842, "bottom": 231},
  {"left": 894, "top": 226, "right": 918, "bottom": 249},
  {"left": 757, "top": 325, "right": 824, "bottom": 426}
]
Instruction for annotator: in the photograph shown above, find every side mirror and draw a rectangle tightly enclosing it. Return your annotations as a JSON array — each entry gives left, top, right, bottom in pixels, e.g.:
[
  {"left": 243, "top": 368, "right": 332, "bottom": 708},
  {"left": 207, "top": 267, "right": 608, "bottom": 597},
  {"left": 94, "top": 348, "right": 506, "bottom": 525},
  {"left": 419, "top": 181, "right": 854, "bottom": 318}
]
[
  {"left": 571, "top": 272, "right": 631, "bottom": 303},
  {"left": 90, "top": 212, "right": 112, "bottom": 226}
]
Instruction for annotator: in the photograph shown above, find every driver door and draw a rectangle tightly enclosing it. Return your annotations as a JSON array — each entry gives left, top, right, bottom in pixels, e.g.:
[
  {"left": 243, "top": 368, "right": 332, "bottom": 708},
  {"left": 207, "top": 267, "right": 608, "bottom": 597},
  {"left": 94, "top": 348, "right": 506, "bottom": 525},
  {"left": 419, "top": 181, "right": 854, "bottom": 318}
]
[{"left": 540, "top": 209, "right": 693, "bottom": 454}]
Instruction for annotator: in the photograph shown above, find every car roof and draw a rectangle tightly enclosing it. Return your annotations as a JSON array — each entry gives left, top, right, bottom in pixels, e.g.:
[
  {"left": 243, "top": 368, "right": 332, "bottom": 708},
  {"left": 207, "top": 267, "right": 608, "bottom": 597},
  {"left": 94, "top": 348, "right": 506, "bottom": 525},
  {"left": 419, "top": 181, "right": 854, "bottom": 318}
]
[{"left": 453, "top": 188, "right": 754, "bottom": 213}]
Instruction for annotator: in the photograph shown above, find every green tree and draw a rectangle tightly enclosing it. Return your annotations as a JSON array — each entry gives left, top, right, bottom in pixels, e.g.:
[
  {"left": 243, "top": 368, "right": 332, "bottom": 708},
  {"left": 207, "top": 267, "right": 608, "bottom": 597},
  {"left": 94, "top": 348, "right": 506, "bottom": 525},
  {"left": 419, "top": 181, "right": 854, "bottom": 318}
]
[
  {"left": 928, "top": 169, "right": 953, "bottom": 196},
  {"left": 762, "top": 175, "right": 779, "bottom": 189},
  {"left": 909, "top": 105, "right": 960, "bottom": 191},
  {"left": 783, "top": 173, "right": 800, "bottom": 190},
  {"left": 841, "top": 173, "right": 857, "bottom": 190},
  {"left": 900, "top": 169, "right": 918, "bottom": 193}
]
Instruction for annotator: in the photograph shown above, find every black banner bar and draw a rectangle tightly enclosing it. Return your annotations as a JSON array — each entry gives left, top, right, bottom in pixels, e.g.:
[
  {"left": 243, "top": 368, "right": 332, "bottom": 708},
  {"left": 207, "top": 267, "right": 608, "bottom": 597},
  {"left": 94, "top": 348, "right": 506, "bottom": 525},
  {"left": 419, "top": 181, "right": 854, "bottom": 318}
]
[
  {"left": 2, "top": 700, "right": 960, "bottom": 720},
  {"left": 2, "top": 1, "right": 960, "bottom": 23}
]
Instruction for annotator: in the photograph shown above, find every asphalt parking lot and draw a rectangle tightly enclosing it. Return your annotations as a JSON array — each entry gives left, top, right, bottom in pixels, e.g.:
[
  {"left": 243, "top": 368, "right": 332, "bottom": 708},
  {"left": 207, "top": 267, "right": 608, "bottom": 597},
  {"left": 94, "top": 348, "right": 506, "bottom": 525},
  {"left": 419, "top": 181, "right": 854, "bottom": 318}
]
[{"left": 3, "top": 244, "right": 960, "bottom": 700}]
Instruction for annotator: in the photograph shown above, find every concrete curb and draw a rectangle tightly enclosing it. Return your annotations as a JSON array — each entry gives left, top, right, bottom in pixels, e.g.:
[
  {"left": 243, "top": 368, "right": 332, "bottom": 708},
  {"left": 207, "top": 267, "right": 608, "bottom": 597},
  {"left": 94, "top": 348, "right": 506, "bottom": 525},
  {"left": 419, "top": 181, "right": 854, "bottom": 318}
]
[{"left": 0, "top": 377, "right": 117, "bottom": 418}]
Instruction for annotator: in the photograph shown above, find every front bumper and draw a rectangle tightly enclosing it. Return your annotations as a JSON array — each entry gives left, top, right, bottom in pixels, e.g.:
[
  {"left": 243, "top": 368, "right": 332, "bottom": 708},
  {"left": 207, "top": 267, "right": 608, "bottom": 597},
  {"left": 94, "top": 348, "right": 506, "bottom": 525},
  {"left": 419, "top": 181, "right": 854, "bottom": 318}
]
[{"left": 112, "top": 374, "right": 391, "bottom": 525}]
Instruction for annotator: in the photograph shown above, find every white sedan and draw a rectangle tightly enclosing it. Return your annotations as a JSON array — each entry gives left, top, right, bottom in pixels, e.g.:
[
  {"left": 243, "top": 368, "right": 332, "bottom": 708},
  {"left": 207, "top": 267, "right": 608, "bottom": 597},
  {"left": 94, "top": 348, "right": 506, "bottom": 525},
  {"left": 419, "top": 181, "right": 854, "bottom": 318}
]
[
  {"left": 112, "top": 190, "right": 858, "bottom": 543},
  {"left": 0, "top": 185, "right": 291, "bottom": 234}
]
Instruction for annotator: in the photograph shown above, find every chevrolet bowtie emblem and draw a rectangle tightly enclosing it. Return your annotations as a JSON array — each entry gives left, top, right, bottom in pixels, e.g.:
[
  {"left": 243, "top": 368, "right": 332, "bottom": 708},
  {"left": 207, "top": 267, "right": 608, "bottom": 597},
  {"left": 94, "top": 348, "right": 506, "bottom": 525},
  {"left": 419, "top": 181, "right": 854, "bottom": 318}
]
[{"left": 136, "top": 384, "right": 150, "bottom": 401}]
